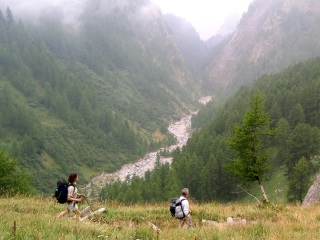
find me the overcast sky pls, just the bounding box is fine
[1,0,253,40]
[150,0,254,40]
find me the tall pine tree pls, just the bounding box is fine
[227,93,277,203]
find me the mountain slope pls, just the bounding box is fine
[102,57,320,203]
[0,0,199,192]
[163,14,207,76]
[204,0,320,97]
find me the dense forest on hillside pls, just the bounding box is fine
[0,7,149,191]
[100,57,320,203]
[0,3,198,193]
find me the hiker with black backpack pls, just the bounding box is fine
[57,173,85,220]
[173,188,192,229]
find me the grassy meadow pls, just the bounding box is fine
[1,196,320,239]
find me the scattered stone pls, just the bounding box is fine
[225,217,246,226]
[201,219,219,226]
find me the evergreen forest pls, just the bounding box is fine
[0,3,197,193]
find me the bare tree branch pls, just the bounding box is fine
[237,185,262,205]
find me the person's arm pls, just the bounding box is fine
[184,214,189,223]
[67,195,82,202]
[182,200,190,222]
[67,186,82,202]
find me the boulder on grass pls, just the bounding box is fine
[302,174,320,207]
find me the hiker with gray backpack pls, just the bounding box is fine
[170,188,192,228]
[56,173,85,220]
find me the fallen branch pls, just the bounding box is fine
[237,185,262,205]
[80,207,106,221]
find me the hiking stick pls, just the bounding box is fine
[83,196,92,209]
[79,196,93,218]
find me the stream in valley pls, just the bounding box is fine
[85,96,212,196]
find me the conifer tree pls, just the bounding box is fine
[163,168,181,200]
[287,157,311,203]
[275,118,290,166]
[227,93,277,203]
[286,123,320,174]
[0,150,33,195]
[5,7,14,26]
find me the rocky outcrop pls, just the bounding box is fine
[301,174,320,207]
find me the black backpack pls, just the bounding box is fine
[170,197,185,218]
[55,179,69,204]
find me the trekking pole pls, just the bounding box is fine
[83,195,92,210]
[79,196,93,218]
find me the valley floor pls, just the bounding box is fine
[85,114,193,196]
[1,196,320,239]
[85,96,213,197]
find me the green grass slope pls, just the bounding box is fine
[1,196,320,239]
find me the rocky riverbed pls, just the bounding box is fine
[85,96,212,196]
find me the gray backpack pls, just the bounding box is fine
[173,198,186,219]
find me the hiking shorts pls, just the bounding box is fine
[67,203,78,212]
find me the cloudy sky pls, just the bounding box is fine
[150,0,254,40]
[0,0,253,40]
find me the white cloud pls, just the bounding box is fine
[0,0,253,39]
[0,0,85,29]
[150,0,253,39]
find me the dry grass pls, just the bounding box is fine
[1,196,320,239]
[152,128,166,143]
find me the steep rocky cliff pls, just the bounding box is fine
[204,0,320,97]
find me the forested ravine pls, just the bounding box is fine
[85,97,212,196]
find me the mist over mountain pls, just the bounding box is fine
[163,14,207,76]
[216,12,241,36]
[0,0,85,29]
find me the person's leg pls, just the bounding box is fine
[178,219,184,228]
[69,204,80,220]
[75,209,81,220]
[187,215,193,228]
[57,208,70,218]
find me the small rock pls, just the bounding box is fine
[202,219,219,226]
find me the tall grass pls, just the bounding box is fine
[1,196,320,239]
